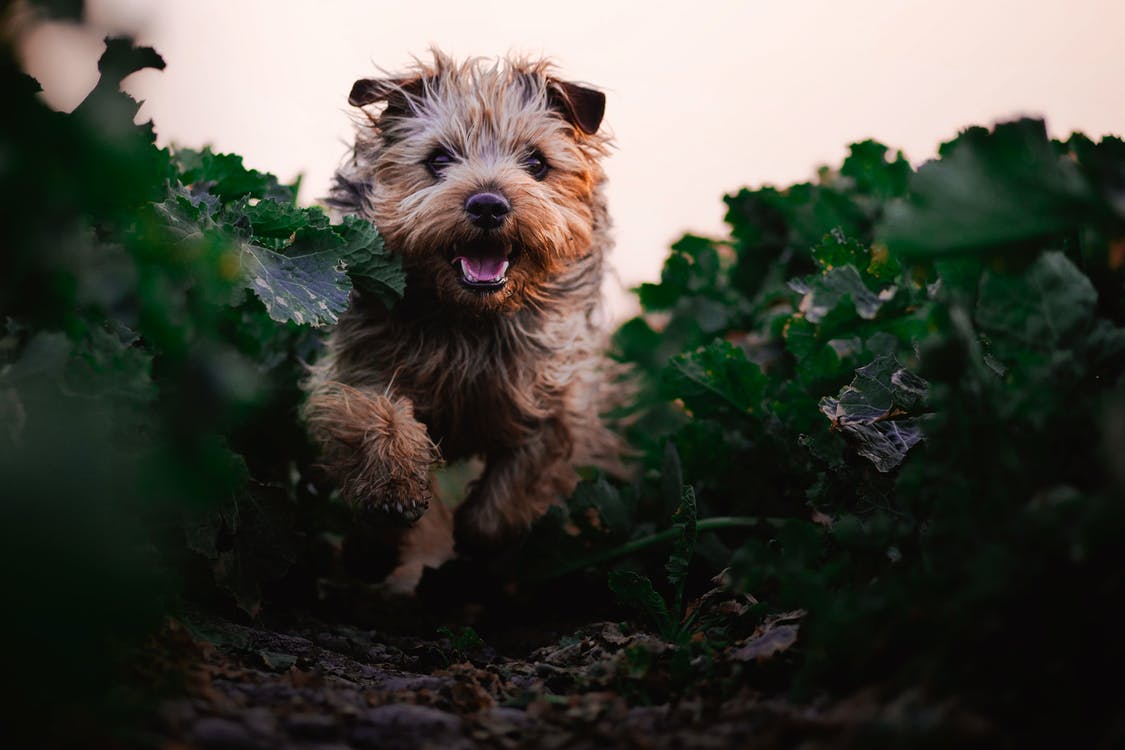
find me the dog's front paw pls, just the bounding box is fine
[304,382,440,526]
[360,473,431,525]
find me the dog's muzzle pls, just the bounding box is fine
[455,192,513,292]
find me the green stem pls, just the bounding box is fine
[536,516,782,581]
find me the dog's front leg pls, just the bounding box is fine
[454,418,579,554]
[303,381,439,522]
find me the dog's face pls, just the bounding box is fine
[347,53,608,313]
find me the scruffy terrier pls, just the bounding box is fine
[303,51,626,576]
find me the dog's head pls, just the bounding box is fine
[342,51,609,313]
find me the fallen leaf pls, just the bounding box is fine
[732,624,800,662]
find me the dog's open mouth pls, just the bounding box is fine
[452,248,511,293]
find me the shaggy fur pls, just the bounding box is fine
[303,51,626,563]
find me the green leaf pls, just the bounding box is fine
[613,317,664,369]
[662,339,767,416]
[153,182,220,242]
[638,234,725,311]
[976,251,1098,349]
[223,204,402,324]
[881,119,1096,257]
[725,184,866,268]
[665,485,698,619]
[94,36,165,84]
[437,626,486,654]
[335,215,405,306]
[174,148,296,203]
[791,264,887,323]
[782,306,857,384]
[67,323,156,406]
[72,38,167,148]
[840,140,911,200]
[242,200,327,239]
[240,242,350,327]
[812,229,870,272]
[608,570,674,639]
[570,477,630,537]
[660,441,685,521]
[813,228,903,283]
[1065,133,1125,223]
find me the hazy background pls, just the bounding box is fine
[18,0,1125,318]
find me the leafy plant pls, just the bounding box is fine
[531,118,1125,742]
[1,32,403,720]
[608,484,699,642]
[437,625,486,653]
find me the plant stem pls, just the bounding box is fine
[538,516,781,581]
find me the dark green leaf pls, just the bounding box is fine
[94,36,165,82]
[174,148,296,203]
[608,570,673,639]
[153,182,220,242]
[240,242,350,326]
[881,119,1096,257]
[662,339,767,416]
[570,477,630,536]
[976,251,1097,349]
[660,441,684,521]
[665,485,698,618]
[243,200,326,239]
[73,38,166,147]
[335,215,405,305]
[840,140,911,200]
[812,229,870,272]
[791,264,887,323]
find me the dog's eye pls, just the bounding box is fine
[522,151,549,180]
[425,149,455,177]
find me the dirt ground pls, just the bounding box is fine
[123,600,995,750]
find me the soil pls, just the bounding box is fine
[118,586,995,750]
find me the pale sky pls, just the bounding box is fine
[18,0,1125,318]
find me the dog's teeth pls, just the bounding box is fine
[456,257,478,282]
[453,255,508,284]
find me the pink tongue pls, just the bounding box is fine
[454,254,509,283]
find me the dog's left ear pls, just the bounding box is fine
[548,80,606,135]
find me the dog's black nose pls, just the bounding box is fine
[464,192,511,229]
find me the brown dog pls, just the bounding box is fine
[302,51,626,571]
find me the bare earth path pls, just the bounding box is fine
[133,609,990,750]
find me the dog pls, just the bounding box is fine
[302,51,627,576]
